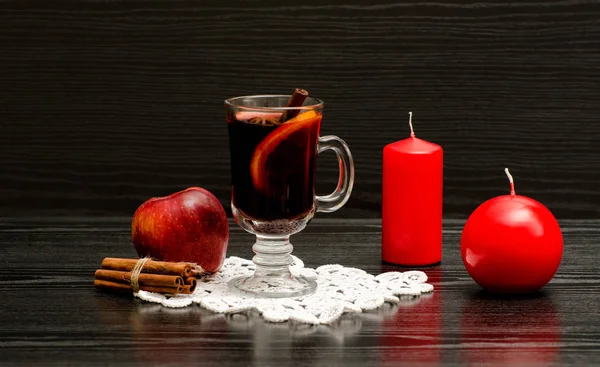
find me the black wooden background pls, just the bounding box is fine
[1,0,599,219]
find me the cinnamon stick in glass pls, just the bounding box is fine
[101,257,194,277]
[279,88,308,122]
[94,269,184,288]
[94,279,183,295]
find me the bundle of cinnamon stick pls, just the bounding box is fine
[94,257,200,295]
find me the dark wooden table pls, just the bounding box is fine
[1,217,598,366]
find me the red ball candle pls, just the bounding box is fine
[461,168,563,293]
[382,112,443,266]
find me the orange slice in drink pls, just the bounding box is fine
[235,111,281,122]
[250,110,321,193]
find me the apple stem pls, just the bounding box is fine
[504,167,516,196]
[408,111,415,138]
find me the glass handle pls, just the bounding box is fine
[316,135,355,213]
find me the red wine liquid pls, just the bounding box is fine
[227,111,321,221]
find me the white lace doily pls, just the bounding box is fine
[134,256,434,325]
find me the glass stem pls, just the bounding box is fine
[252,236,293,277]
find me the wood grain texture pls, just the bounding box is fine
[0,217,599,366]
[1,1,600,218]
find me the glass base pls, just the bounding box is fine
[226,234,317,298]
[228,274,317,298]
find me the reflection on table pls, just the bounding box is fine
[460,291,560,366]
[379,266,443,367]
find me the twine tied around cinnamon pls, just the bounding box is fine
[130,256,151,293]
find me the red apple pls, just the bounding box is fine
[131,187,229,273]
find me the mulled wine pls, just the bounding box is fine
[224,92,354,298]
[227,110,322,222]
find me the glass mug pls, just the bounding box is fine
[225,94,354,298]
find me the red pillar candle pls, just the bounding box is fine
[382,112,443,266]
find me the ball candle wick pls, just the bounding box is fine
[408,111,415,138]
[504,167,516,196]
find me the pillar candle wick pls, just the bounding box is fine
[504,167,516,196]
[408,111,416,138]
